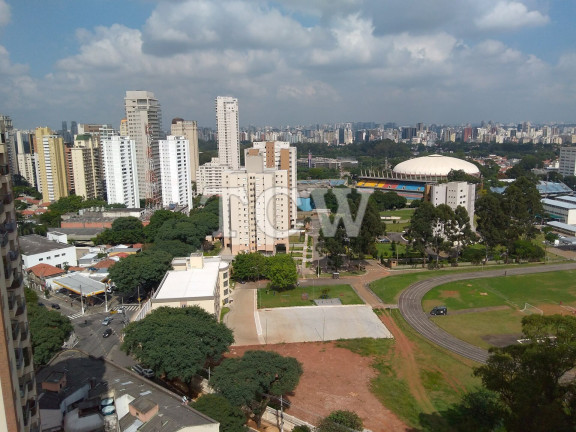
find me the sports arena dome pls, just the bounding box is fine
[393,154,480,178]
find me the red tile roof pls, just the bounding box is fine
[93,259,116,269]
[27,263,65,278]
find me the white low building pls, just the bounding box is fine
[542,196,576,224]
[149,253,230,320]
[20,234,77,270]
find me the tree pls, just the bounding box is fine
[474,314,576,432]
[443,388,505,432]
[450,205,475,263]
[144,209,187,242]
[108,250,172,294]
[25,288,73,365]
[406,201,437,265]
[266,254,298,290]
[232,253,267,282]
[475,193,508,259]
[316,410,364,432]
[502,176,543,242]
[94,216,146,245]
[210,350,303,427]
[319,220,347,271]
[370,190,407,211]
[122,306,234,392]
[149,239,195,258]
[192,394,247,432]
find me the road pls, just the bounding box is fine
[398,262,576,364]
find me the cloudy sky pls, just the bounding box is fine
[0,0,575,130]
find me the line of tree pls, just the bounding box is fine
[25,288,73,365]
[232,253,298,291]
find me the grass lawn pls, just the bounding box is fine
[380,208,415,218]
[431,309,523,349]
[385,222,410,233]
[337,310,480,429]
[257,284,363,308]
[422,270,576,311]
[375,242,407,258]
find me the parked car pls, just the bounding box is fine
[430,306,448,316]
[102,329,112,338]
[51,303,61,310]
[102,317,113,326]
[132,364,154,378]
[37,302,45,307]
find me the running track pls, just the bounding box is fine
[398,263,576,364]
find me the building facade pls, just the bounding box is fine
[70,134,102,199]
[248,141,298,228]
[221,153,291,255]
[216,96,240,170]
[427,181,476,228]
[159,136,193,211]
[0,119,40,431]
[14,131,36,188]
[559,147,576,177]
[35,127,68,203]
[171,118,200,183]
[124,91,163,199]
[197,157,225,196]
[102,136,140,208]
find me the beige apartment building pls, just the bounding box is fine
[35,127,68,203]
[0,120,39,431]
[171,118,200,183]
[69,134,102,199]
[222,153,291,255]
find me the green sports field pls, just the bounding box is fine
[422,270,576,348]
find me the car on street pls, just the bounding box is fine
[102,317,113,326]
[430,306,448,316]
[38,302,45,307]
[51,303,60,309]
[132,364,154,378]
[103,328,112,338]
[116,307,125,313]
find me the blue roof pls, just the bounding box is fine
[542,198,576,210]
[556,195,576,204]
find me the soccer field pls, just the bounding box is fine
[422,270,576,348]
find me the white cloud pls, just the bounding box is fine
[0,0,10,27]
[475,1,549,31]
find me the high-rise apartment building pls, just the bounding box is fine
[124,91,163,199]
[221,153,291,255]
[428,181,476,228]
[159,136,193,211]
[559,147,576,177]
[70,134,102,199]
[102,136,140,207]
[14,131,37,188]
[35,127,68,203]
[0,119,39,431]
[0,115,17,178]
[215,96,240,170]
[197,158,225,196]
[171,118,199,183]
[248,141,297,228]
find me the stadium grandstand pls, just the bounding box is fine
[356,154,480,200]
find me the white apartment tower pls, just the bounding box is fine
[216,96,240,170]
[124,91,163,199]
[428,181,476,228]
[159,136,193,211]
[559,147,576,177]
[171,118,200,183]
[221,153,291,255]
[14,131,37,188]
[248,141,298,228]
[102,136,140,207]
[196,158,225,196]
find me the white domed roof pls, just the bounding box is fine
[393,155,479,177]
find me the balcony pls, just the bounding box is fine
[8,248,19,261]
[4,260,12,279]
[20,322,28,341]
[0,164,9,176]
[5,220,15,233]
[14,348,23,370]
[11,320,19,340]
[15,301,25,317]
[12,272,23,289]
[2,193,12,205]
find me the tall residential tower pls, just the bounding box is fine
[215,96,240,170]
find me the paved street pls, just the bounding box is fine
[398,262,576,364]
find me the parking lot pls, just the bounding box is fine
[255,305,393,344]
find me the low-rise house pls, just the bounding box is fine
[26,263,66,292]
[148,253,231,321]
[20,234,77,270]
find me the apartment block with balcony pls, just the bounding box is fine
[0,116,39,431]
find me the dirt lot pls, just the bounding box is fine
[229,342,409,432]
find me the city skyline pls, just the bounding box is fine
[1,1,576,129]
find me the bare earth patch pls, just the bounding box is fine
[228,342,409,432]
[537,303,576,316]
[440,290,460,299]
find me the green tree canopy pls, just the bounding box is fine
[316,410,364,432]
[232,253,267,281]
[474,314,576,432]
[25,288,73,365]
[370,190,407,211]
[210,350,303,427]
[122,306,234,387]
[144,209,187,242]
[108,250,173,294]
[265,254,298,290]
[149,239,196,258]
[93,216,146,245]
[192,394,247,432]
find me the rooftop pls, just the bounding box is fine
[542,198,576,210]
[27,263,66,278]
[20,234,74,256]
[155,259,222,300]
[52,273,106,297]
[36,350,219,432]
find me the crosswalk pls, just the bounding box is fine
[67,304,141,320]
[114,305,140,312]
[68,312,84,320]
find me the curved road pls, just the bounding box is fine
[398,262,576,364]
